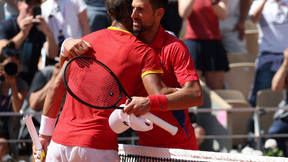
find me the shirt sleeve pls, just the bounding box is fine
[140,47,163,78]
[169,41,199,85]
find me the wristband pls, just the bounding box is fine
[212,0,220,5]
[148,95,168,111]
[39,115,57,136]
[60,38,72,57]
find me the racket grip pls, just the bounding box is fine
[143,112,178,136]
[23,114,45,162]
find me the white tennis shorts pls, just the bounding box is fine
[46,140,120,162]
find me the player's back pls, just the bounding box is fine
[53,28,162,150]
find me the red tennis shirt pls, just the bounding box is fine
[52,27,163,150]
[137,26,200,150]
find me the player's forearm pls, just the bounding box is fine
[166,81,203,110]
[42,70,66,118]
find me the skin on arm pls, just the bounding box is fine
[272,48,288,92]
[211,0,228,20]
[78,9,91,36]
[123,73,203,116]
[36,61,67,156]
[29,63,61,111]
[5,74,28,112]
[250,0,267,23]
[33,15,59,59]
[234,0,252,40]
[178,0,195,19]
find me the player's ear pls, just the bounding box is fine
[155,8,165,19]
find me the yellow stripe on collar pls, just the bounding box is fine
[108,26,132,35]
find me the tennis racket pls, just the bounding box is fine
[62,56,178,135]
[23,114,45,162]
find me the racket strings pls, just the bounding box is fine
[65,58,122,107]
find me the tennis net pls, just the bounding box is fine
[118,144,288,162]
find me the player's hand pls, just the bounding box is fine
[64,39,92,58]
[33,134,51,162]
[123,97,150,117]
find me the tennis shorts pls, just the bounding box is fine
[46,140,120,162]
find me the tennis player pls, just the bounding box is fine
[123,0,202,150]
[59,0,203,151]
[34,0,176,161]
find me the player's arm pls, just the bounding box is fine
[60,38,91,60]
[36,61,68,157]
[124,74,203,116]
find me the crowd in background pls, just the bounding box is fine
[0,0,288,161]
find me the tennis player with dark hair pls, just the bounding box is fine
[34,0,173,161]
[60,0,203,151]
[123,0,202,150]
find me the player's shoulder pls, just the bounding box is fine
[163,31,187,49]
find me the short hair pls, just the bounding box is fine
[20,0,42,5]
[105,0,133,22]
[149,0,168,11]
[0,42,20,63]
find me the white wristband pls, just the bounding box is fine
[60,38,72,57]
[39,115,57,136]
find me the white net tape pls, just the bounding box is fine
[118,144,288,162]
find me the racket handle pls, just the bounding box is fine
[143,112,178,136]
[23,114,45,162]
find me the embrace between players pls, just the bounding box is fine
[34,0,203,161]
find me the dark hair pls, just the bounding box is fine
[150,0,168,11]
[105,0,133,22]
[0,42,20,63]
[20,0,42,5]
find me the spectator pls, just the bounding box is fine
[85,0,110,32]
[0,0,59,85]
[268,48,288,157]
[161,0,182,37]
[41,0,90,47]
[0,42,29,161]
[178,0,229,90]
[248,0,288,107]
[40,0,90,67]
[220,0,251,54]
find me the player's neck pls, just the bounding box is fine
[112,22,133,33]
[138,25,160,45]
